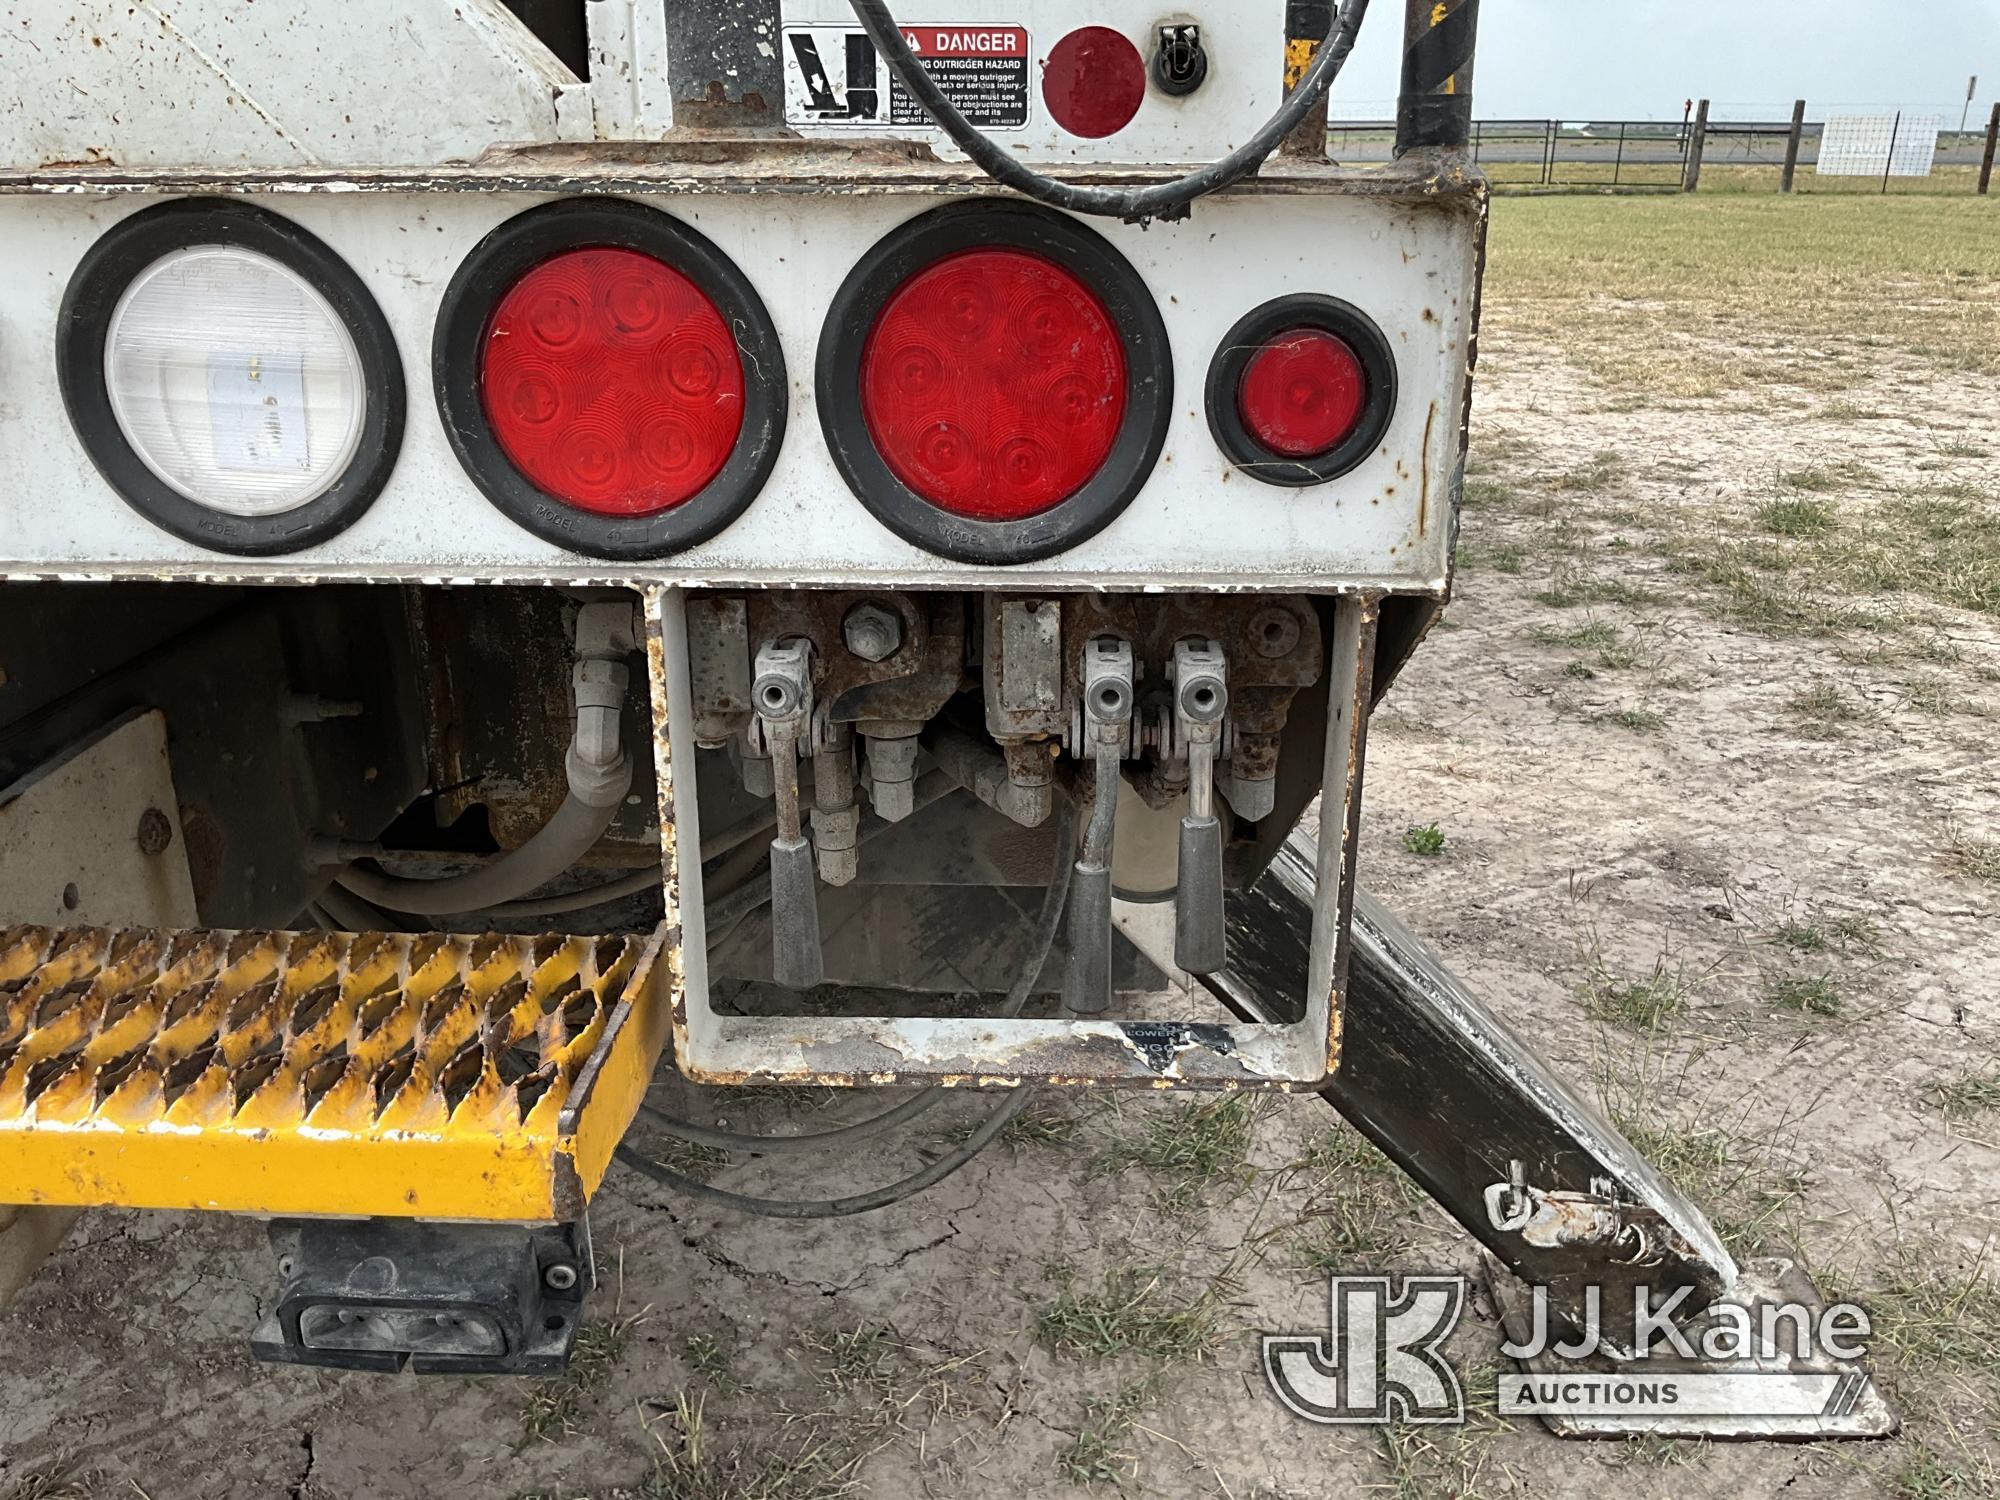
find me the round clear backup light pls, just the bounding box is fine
[58,198,404,556]
[105,245,366,517]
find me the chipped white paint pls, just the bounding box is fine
[0,0,580,169]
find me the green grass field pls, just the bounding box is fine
[1482,193,2000,398]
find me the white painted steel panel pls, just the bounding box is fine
[0,0,581,169]
[779,0,1289,163]
[3,0,1308,170]
[0,188,1474,589]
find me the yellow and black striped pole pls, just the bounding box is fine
[1279,1,1336,158]
[1396,0,1479,154]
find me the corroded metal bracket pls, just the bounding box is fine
[650,586,1376,1089]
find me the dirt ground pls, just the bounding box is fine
[4,194,1998,1500]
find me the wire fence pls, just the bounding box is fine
[1326,104,2000,195]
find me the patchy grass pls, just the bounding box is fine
[1599,706,1667,732]
[1037,1264,1231,1364]
[1759,497,1838,537]
[1786,680,1870,736]
[681,1333,741,1399]
[639,1390,860,1500]
[1903,677,1983,716]
[1374,1363,1514,1499]
[1289,1183,1415,1274]
[649,1135,733,1185]
[1609,1096,1808,1257]
[1459,474,1522,509]
[1534,567,1656,609]
[1774,920,1830,953]
[940,1093,1086,1151]
[1056,1374,1162,1487]
[1277,1127,1425,1276]
[1588,971,1691,1031]
[1532,618,1641,670]
[1927,1071,2000,1123]
[1092,1095,1258,1215]
[1459,539,1528,573]
[1948,829,2000,884]
[1768,974,1843,1018]
[0,1459,96,1500]
[1777,461,1875,494]
[1840,1251,2000,1382]
[523,1305,647,1446]
[1550,450,1626,493]
[1402,822,1446,857]
[1887,1443,1998,1500]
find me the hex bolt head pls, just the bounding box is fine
[543,1263,579,1292]
[843,602,904,663]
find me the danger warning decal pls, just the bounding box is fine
[783,24,1031,130]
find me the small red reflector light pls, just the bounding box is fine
[481,247,744,516]
[859,248,1127,521]
[1042,26,1146,139]
[1236,330,1367,459]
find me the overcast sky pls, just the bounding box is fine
[1329,0,2000,124]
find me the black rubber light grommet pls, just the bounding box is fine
[815,199,1173,566]
[57,197,405,556]
[432,197,786,562]
[1205,294,1397,488]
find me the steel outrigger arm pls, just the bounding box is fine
[1122,833,1897,1440]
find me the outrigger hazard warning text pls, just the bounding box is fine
[783,24,1031,130]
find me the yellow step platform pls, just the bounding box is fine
[0,924,673,1221]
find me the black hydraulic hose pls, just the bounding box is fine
[618,1086,1036,1219]
[639,1086,943,1156]
[847,0,1371,222]
[615,799,1079,1209]
[480,867,661,919]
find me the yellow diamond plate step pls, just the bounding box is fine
[0,923,674,1221]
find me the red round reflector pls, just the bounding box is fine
[1236,330,1367,459]
[1042,27,1146,139]
[859,248,1127,521]
[481,247,744,516]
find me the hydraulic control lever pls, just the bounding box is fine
[1171,640,1229,975]
[752,639,822,990]
[1063,637,1134,1016]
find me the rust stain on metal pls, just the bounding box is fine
[0,154,1491,203]
[1417,403,1436,539]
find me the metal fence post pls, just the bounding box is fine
[1613,119,1626,184]
[1881,109,1900,195]
[1543,118,1555,184]
[1682,98,1708,191]
[1981,101,1999,194]
[1781,98,1805,192]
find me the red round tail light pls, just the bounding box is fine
[1237,330,1366,459]
[859,248,1126,521]
[1042,26,1147,139]
[819,202,1172,565]
[1206,296,1396,488]
[481,247,744,517]
[435,199,785,560]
